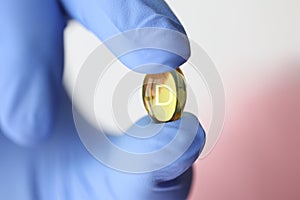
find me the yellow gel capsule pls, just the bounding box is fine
[142,68,187,123]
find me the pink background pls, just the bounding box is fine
[188,64,300,200]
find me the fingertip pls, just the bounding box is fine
[180,112,206,149]
[153,113,205,182]
[119,50,188,74]
[105,27,191,74]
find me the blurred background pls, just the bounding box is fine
[63,0,300,199]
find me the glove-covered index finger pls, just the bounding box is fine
[60,0,191,73]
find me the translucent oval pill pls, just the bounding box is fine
[142,68,187,123]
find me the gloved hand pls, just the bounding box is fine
[0,0,205,199]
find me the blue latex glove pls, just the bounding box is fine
[0,0,205,199]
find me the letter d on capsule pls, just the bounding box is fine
[142,68,187,123]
